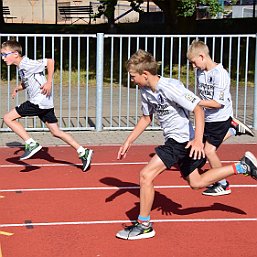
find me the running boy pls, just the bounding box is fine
[1,40,93,171]
[187,40,254,196]
[116,49,257,240]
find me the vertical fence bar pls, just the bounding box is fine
[96,33,104,131]
[253,34,257,129]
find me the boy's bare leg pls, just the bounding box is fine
[3,108,30,141]
[46,122,93,171]
[204,142,222,168]
[187,165,235,189]
[46,122,80,150]
[139,154,166,217]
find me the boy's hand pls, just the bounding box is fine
[117,142,131,160]
[185,139,205,160]
[11,88,17,99]
[40,82,52,96]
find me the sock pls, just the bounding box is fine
[77,146,85,157]
[218,179,227,186]
[233,163,247,174]
[138,215,150,226]
[25,138,36,145]
[229,127,236,136]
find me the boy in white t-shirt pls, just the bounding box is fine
[115,49,257,240]
[1,40,93,171]
[187,40,254,196]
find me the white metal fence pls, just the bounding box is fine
[1,33,257,132]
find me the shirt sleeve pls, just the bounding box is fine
[165,81,200,112]
[140,89,155,116]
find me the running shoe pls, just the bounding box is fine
[231,117,255,137]
[116,222,155,240]
[202,182,231,196]
[20,142,42,160]
[80,148,93,171]
[239,151,257,179]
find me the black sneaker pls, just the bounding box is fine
[239,151,257,179]
[20,142,42,160]
[231,117,255,137]
[202,182,231,196]
[116,222,155,240]
[80,148,93,171]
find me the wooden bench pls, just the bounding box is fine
[2,6,17,23]
[58,5,93,24]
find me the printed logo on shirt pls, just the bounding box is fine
[184,93,197,103]
[157,94,164,104]
[198,83,214,100]
[219,91,224,101]
[207,76,214,84]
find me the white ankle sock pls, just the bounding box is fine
[77,146,85,156]
[25,138,36,145]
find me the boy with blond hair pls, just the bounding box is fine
[187,40,254,196]
[1,40,93,171]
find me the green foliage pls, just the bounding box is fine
[178,0,223,17]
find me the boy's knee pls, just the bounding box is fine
[188,181,203,190]
[140,170,154,185]
[3,113,11,124]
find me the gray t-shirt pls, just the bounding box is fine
[196,63,233,122]
[18,56,54,109]
[140,77,201,143]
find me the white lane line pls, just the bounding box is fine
[0,162,148,168]
[0,184,256,193]
[0,218,256,228]
[0,160,238,168]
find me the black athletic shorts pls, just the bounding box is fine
[15,101,58,123]
[155,138,206,178]
[203,117,232,148]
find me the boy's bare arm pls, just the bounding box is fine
[40,59,55,96]
[117,115,152,160]
[199,99,222,109]
[12,84,24,98]
[186,104,205,160]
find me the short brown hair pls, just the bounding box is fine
[126,49,158,75]
[1,40,22,55]
[187,40,210,60]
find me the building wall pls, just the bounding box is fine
[3,0,161,24]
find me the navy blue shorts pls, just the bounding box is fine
[204,117,232,148]
[155,138,206,178]
[15,101,58,123]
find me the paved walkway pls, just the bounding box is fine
[0,130,256,147]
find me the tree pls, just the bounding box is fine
[94,0,144,26]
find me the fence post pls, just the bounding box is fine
[96,33,104,131]
[254,34,257,129]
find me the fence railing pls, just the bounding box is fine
[0,33,257,132]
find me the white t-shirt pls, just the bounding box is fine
[196,63,233,122]
[18,56,54,109]
[140,77,201,143]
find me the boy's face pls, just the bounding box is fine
[129,71,148,87]
[188,53,206,70]
[1,47,18,65]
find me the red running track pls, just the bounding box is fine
[0,144,256,257]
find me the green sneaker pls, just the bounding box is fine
[80,148,93,171]
[116,222,155,240]
[20,142,42,160]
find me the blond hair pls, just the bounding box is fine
[1,40,22,55]
[187,40,210,60]
[126,49,158,75]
